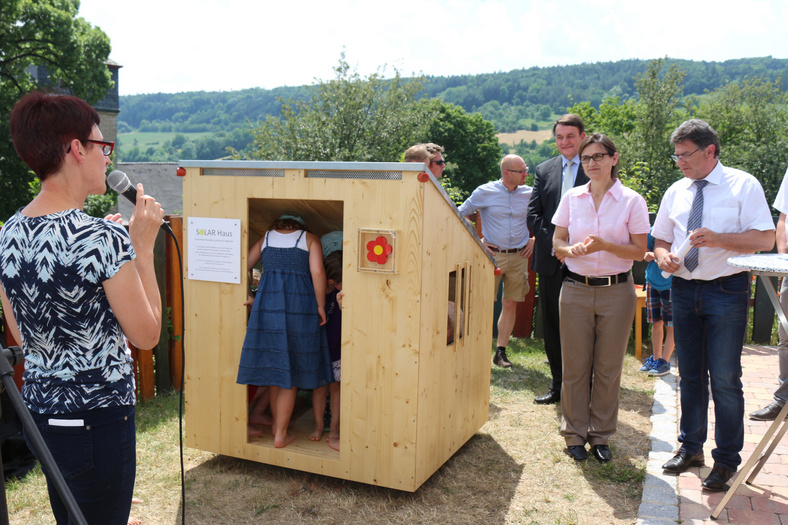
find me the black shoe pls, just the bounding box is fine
[567,445,587,461]
[662,451,705,473]
[702,465,735,491]
[493,347,512,368]
[534,389,560,405]
[592,444,612,463]
[749,401,786,421]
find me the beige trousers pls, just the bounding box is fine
[558,277,636,447]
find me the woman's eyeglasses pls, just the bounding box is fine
[580,153,610,164]
[86,139,114,156]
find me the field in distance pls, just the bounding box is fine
[497,129,553,147]
[118,131,213,148]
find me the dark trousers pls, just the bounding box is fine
[539,270,563,391]
[672,274,749,470]
[24,404,136,525]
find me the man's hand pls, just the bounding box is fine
[481,239,497,257]
[521,237,535,259]
[657,252,680,274]
[688,227,718,249]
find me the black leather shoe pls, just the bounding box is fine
[567,445,587,461]
[703,465,735,491]
[749,401,786,421]
[534,389,560,405]
[662,451,705,473]
[592,444,612,463]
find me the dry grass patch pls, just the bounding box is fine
[497,129,554,147]
[6,337,655,524]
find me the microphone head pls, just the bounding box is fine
[107,170,131,193]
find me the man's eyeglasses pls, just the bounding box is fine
[87,139,114,156]
[431,160,445,166]
[580,153,610,164]
[670,148,699,163]
[506,169,527,174]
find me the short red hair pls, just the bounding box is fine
[10,91,100,181]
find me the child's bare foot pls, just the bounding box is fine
[274,431,296,448]
[327,436,340,451]
[308,425,324,441]
[249,413,273,426]
[248,425,265,437]
[128,496,144,524]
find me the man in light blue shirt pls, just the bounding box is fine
[459,154,534,367]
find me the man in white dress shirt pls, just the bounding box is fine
[653,119,775,491]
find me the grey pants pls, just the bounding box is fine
[775,277,788,404]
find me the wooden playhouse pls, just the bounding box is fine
[179,160,496,491]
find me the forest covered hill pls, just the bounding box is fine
[116,56,788,162]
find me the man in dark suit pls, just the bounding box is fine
[527,114,588,404]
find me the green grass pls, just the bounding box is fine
[7,339,652,524]
[118,131,213,149]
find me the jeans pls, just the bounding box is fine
[672,273,749,470]
[24,404,136,525]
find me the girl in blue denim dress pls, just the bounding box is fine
[237,215,332,448]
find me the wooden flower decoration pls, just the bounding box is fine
[366,236,393,265]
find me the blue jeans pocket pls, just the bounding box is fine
[39,419,94,479]
[720,274,749,294]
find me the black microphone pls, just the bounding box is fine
[107,170,173,234]
[107,170,138,205]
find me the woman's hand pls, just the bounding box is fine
[582,235,609,254]
[128,184,165,255]
[568,241,589,257]
[104,213,123,225]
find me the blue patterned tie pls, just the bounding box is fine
[684,179,709,272]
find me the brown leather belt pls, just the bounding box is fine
[490,246,523,254]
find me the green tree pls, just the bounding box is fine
[0,0,112,220]
[423,100,502,201]
[692,76,788,206]
[569,59,685,208]
[628,59,686,205]
[239,53,434,162]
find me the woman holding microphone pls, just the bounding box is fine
[0,91,164,524]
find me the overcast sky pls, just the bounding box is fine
[78,0,788,96]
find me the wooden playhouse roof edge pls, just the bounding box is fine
[178,160,429,171]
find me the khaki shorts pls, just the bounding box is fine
[493,250,530,302]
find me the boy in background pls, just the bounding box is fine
[640,231,674,376]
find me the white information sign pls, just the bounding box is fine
[187,217,241,284]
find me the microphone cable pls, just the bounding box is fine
[160,223,187,525]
